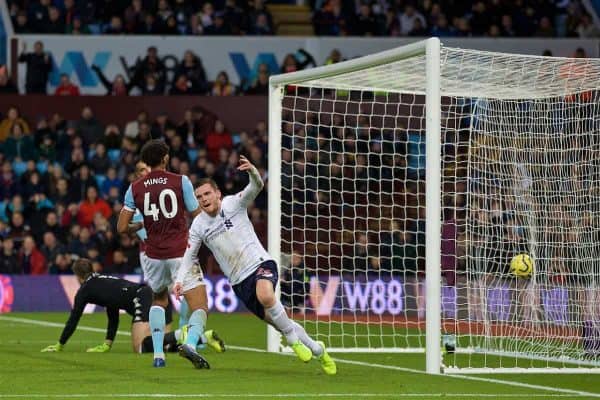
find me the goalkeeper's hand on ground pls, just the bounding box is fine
[41,343,63,352]
[86,342,111,353]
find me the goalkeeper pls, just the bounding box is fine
[41,258,224,354]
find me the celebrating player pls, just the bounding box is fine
[174,156,337,375]
[117,139,210,369]
[128,159,192,331]
[40,258,224,354]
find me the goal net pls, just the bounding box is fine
[268,38,600,373]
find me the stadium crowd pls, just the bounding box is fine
[7,0,599,38]
[0,104,269,275]
[2,42,319,95]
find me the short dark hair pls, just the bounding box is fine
[72,258,93,280]
[140,139,169,168]
[197,178,219,191]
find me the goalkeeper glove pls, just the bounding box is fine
[86,342,111,353]
[41,343,63,352]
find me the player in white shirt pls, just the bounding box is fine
[174,156,336,375]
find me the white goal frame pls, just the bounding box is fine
[267,37,600,374]
[267,38,442,374]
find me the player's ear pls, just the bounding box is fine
[163,153,169,167]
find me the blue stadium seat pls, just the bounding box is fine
[95,174,107,188]
[187,149,198,163]
[108,149,121,163]
[12,161,27,177]
[36,161,48,174]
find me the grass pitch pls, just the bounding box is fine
[0,312,598,399]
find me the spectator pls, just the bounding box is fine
[18,41,52,94]
[245,63,269,95]
[90,143,111,174]
[104,15,124,34]
[535,16,555,37]
[0,162,19,202]
[18,236,47,274]
[205,120,233,163]
[174,50,208,94]
[313,0,352,36]
[248,13,272,35]
[92,65,133,96]
[29,0,51,31]
[136,13,158,34]
[51,177,73,205]
[0,66,19,94]
[409,17,428,36]
[102,124,122,150]
[62,0,79,30]
[0,106,30,142]
[77,186,111,227]
[49,252,73,274]
[54,73,81,96]
[109,248,133,274]
[325,49,343,65]
[123,0,144,33]
[66,16,91,34]
[177,109,202,147]
[76,106,104,148]
[170,75,195,95]
[576,13,600,38]
[398,4,426,36]
[151,112,175,139]
[7,210,30,246]
[0,237,19,274]
[45,6,65,34]
[69,164,97,203]
[468,1,491,36]
[14,11,32,34]
[67,226,95,258]
[431,14,454,37]
[40,231,65,271]
[355,3,377,36]
[211,71,236,96]
[124,110,148,139]
[100,167,122,198]
[2,123,37,161]
[131,46,166,94]
[38,211,66,244]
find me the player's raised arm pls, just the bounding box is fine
[236,155,264,208]
[181,175,202,218]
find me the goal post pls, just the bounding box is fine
[267,37,600,374]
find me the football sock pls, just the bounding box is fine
[292,321,323,356]
[185,309,207,347]
[178,298,190,328]
[265,301,299,345]
[149,306,165,359]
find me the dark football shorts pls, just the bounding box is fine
[233,260,279,320]
[132,286,173,325]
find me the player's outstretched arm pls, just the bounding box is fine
[237,155,264,208]
[42,293,87,352]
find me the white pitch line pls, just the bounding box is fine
[1,315,599,399]
[0,394,589,398]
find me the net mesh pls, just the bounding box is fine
[275,46,600,368]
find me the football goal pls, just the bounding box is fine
[267,38,600,374]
